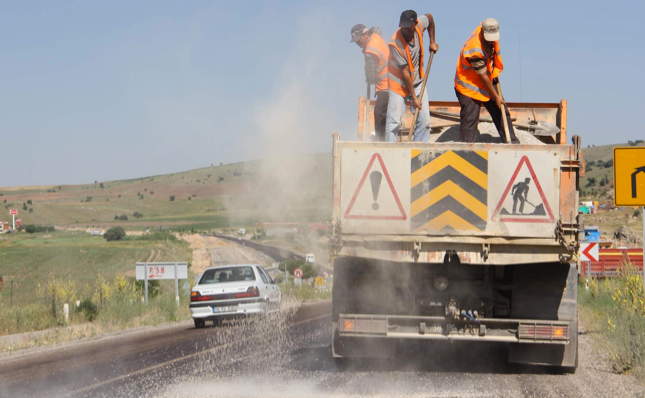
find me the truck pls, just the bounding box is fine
[330,98,582,372]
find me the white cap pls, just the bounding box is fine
[482,18,500,41]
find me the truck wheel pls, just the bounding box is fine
[194,318,206,329]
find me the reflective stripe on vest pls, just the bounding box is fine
[364,34,390,93]
[454,25,503,101]
[387,21,424,97]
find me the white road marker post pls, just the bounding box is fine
[144,262,149,304]
[642,207,644,294]
[63,303,69,324]
[175,262,179,307]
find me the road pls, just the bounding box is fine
[1,302,643,398]
[213,235,333,273]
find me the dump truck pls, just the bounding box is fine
[330,98,582,372]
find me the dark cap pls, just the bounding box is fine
[350,24,368,43]
[399,10,417,28]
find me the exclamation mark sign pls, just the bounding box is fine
[370,171,382,211]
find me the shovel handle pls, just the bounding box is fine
[408,51,435,142]
[495,81,512,143]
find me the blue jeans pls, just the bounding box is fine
[385,85,431,142]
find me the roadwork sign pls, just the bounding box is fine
[614,147,645,206]
[9,209,17,216]
[491,155,555,223]
[294,268,303,279]
[344,153,406,221]
[580,242,599,262]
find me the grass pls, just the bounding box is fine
[0,231,192,307]
[579,263,645,380]
[280,282,332,302]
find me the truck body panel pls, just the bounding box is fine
[330,99,582,370]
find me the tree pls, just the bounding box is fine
[218,177,224,183]
[169,195,175,202]
[100,183,104,188]
[586,177,597,187]
[604,159,613,168]
[22,203,27,210]
[596,160,604,168]
[133,212,144,218]
[104,226,126,241]
[27,199,32,205]
[587,160,596,167]
[28,208,33,213]
[187,197,191,201]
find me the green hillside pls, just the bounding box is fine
[0,154,332,232]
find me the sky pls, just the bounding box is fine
[0,0,642,187]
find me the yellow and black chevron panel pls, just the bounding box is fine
[410,149,488,232]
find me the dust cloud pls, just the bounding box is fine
[222,12,337,228]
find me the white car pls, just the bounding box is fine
[190,264,281,328]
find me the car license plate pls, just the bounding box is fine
[429,323,442,334]
[213,306,237,313]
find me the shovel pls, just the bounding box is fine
[513,120,560,136]
[495,79,512,143]
[405,51,435,142]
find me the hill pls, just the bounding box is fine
[0,153,332,232]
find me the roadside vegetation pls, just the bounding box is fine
[0,230,192,342]
[579,262,645,380]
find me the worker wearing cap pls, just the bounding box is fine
[454,18,519,143]
[351,24,390,142]
[385,10,438,143]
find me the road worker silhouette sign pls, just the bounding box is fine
[491,155,555,223]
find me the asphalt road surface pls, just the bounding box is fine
[1,302,643,398]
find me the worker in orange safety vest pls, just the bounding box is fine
[351,24,390,141]
[454,18,519,143]
[385,10,438,142]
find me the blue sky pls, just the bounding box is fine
[0,1,642,186]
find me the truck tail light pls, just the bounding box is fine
[235,287,259,298]
[519,324,569,340]
[340,319,355,332]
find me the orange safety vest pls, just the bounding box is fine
[455,25,503,101]
[364,33,390,93]
[388,21,424,97]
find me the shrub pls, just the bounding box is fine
[118,194,121,198]
[22,203,27,210]
[25,225,37,233]
[104,226,126,241]
[139,195,144,200]
[28,208,33,213]
[77,299,99,321]
[192,194,196,197]
[133,211,144,219]
[100,182,104,188]
[27,199,32,205]
[150,191,154,195]
[188,197,191,201]
[218,177,224,183]
[169,195,175,201]
[39,279,76,322]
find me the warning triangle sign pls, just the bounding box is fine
[491,155,555,223]
[344,153,407,220]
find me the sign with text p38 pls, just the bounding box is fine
[136,262,188,280]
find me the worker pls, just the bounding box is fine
[385,10,438,143]
[454,18,519,144]
[512,178,531,214]
[350,24,390,141]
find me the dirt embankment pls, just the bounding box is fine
[179,234,230,274]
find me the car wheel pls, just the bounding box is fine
[194,319,206,329]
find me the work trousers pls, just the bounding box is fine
[374,90,388,142]
[455,88,519,144]
[385,85,430,143]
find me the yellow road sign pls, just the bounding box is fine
[614,147,645,206]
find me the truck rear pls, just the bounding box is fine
[330,99,582,371]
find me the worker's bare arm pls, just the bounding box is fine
[425,13,438,52]
[400,66,420,109]
[477,73,504,108]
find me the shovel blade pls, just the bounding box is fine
[515,121,560,136]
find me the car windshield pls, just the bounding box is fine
[199,266,256,284]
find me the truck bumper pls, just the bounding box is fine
[337,313,571,345]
